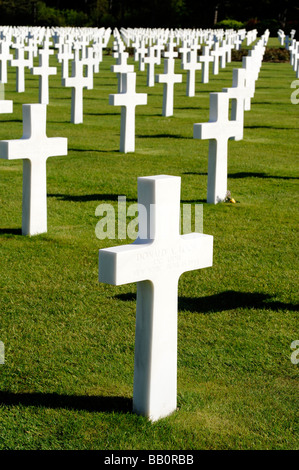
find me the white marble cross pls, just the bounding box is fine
[31,47,57,105]
[199,46,213,83]
[144,46,159,87]
[219,40,227,68]
[182,48,201,97]
[111,51,134,93]
[57,43,74,80]
[0,104,67,235]
[0,40,13,83]
[24,37,38,69]
[98,175,213,421]
[193,92,243,204]
[82,47,98,90]
[222,68,250,139]
[163,39,179,61]
[153,38,164,65]
[10,45,31,92]
[242,55,258,111]
[156,58,182,117]
[211,42,221,75]
[62,59,92,124]
[234,34,243,51]
[109,72,147,153]
[136,39,147,72]
[178,40,191,66]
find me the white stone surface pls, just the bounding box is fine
[62,59,92,124]
[99,175,213,421]
[10,45,31,93]
[194,92,243,204]
[31,47,57,105]
[156,58,182,117]
[0,104,67,235]
[182,48,201,97]
[0,83,13,114]
[109,72,147,153]
[199,46,213,83]
[144,46,159,87]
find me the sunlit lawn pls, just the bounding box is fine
[0,36,298,450]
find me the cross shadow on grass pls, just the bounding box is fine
[227,172,298,180]
[0,391,132,414]
[136,133,191,139]
[184,171,298,180]
[116,290,298,313]
[0,228,22,235]
[245,124,299,130]
[48,193,137,203]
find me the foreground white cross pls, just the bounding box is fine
[99,175,213,421]
[109,72,147,153]
[193,92,243,204]
[0,104,67,235]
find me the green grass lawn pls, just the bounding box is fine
[0,36,298,450]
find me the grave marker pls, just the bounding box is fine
[99,175,213,421]
[0,104,67,235]
[31,47,57,105]
[156,58,182,117]
[109,72,147,153]
[62,59,92,124]
[199,46,214,83]
[111,51,134,93]
[144,46,159,87]
[182,48,201,97]
[0,40,13,83]
[10,45,31,92]
[193,92,242,204]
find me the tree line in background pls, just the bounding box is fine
[0,0,298,35]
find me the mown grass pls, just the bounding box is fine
[0,36,298,450]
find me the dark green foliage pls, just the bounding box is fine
[0,0,298,32]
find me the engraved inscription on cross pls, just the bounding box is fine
[99,175,213,421]
[0,104,67,235]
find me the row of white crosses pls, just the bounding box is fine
[0,26,112,235]
[109,27,254,151]
[278,28,296,50]
[193,31,270,204]
[0,26,111,123]
[0,26,270,424]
